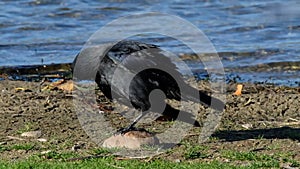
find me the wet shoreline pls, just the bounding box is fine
[0,58,299,87]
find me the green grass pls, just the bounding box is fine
[0,157,255,169]
[0,142,298,168]
[184,145,210,160]
[0,146,298,168]
[91,148,112,155]
[0,143,36,152]
[37,151,79,160]
[10,144,35,151]
[220,150,300,168]
[16,122,35,134]
[222,151,275,161]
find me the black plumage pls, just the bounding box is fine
[73,41,224,133]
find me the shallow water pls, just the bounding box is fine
[0,0,299,86]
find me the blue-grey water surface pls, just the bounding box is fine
[1,0,299,86]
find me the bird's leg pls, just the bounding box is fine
[115,110,147,135]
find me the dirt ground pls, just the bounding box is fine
[0,79,299,166]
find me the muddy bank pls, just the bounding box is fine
[0,79,299,165]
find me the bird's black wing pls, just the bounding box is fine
[114,45,224,111]
[111,45,185,99]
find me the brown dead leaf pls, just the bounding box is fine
[50,79,65,87]
[41,80,63,91]
[42,79,73,92]
[56,80,74,92]
[0,73,8,79]
[233,84,243,96]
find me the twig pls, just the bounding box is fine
[258,120,300,126]
[115,156,149,160]
[39,78,46,92]
[11,114,31,118]
[288,118,299,122]
[243,96,253,106]
[7,136,25,141]
[105,163,124,169]
[66,154,111,162]
[279,122,300,126]
[115,152,165,161]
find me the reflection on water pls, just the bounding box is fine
[0,0,299,86]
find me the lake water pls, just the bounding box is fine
[1,0,299,86]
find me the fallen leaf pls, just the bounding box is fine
[0,73,8,79]
[15,87,26,91]
[41,85,52,91]
[56,80,74,92]
[233,84,243,96]
[51,79,65,87]
[42,79,74,92]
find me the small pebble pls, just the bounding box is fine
[41,150,52,155]
[224,158,230,162]
[103,130,159,149]
[37,138,47,142]
[21,130,42,138]
[174,159,181,163]
[241,123,253,129]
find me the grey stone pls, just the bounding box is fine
[103,130,159,149]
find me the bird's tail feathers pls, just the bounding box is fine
[182,86,224,112]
